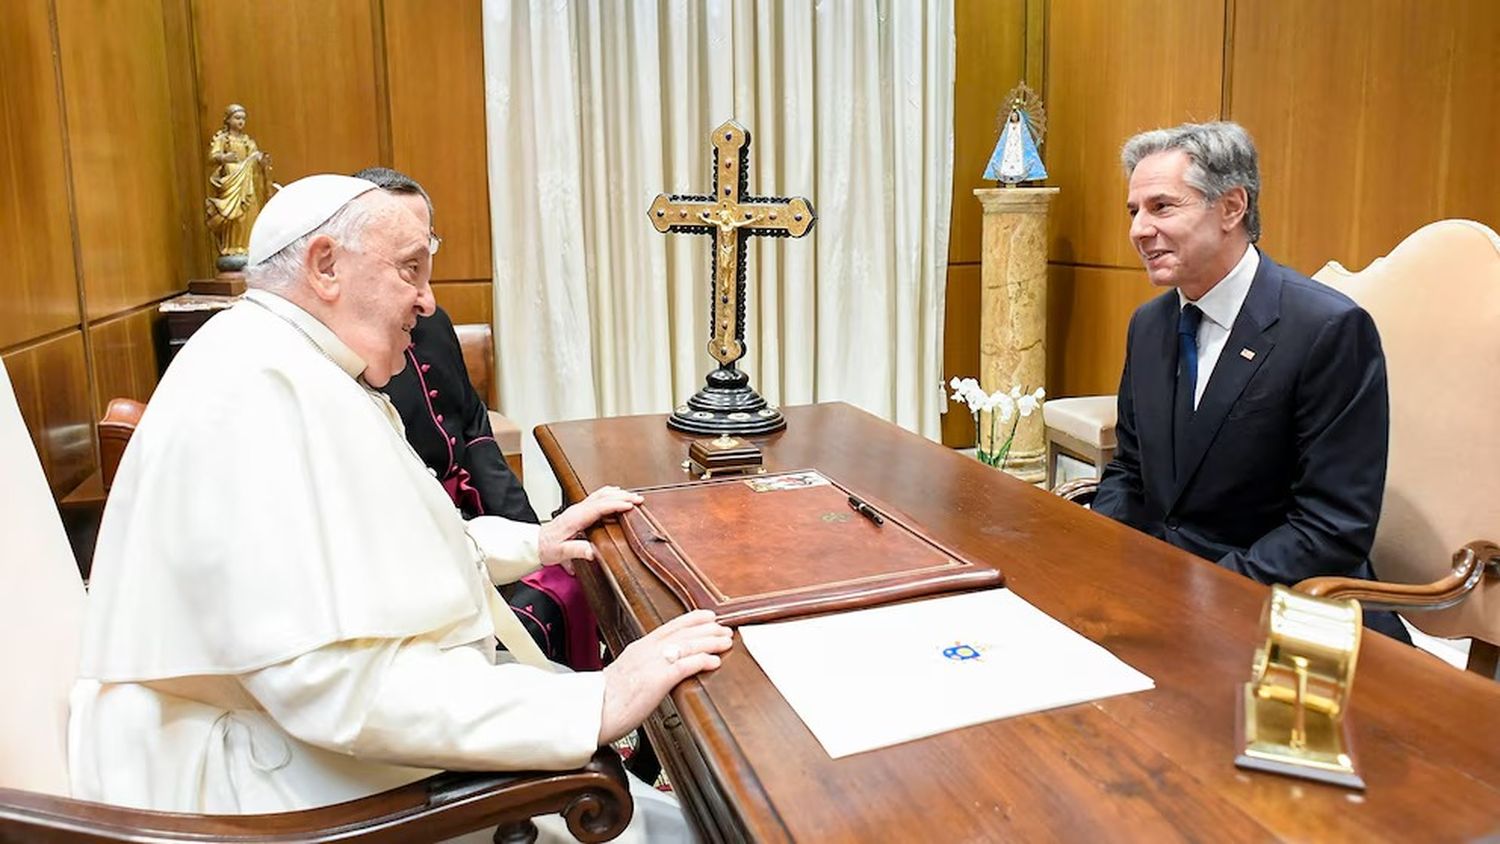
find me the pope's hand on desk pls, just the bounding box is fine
[598,609,733,744]
[539,485,644,571]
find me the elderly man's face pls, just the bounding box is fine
[1126,150,1241,298]
[337,195,436,386]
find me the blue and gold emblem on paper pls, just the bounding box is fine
[942,643,984,661]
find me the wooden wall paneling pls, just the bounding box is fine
[2,332,96,498]
[1045,0,1225,268]
[56,0,185,320]
[384,0,494,282]
[89,305,166,415]
[942,0,1027,447]
[939,263,981,447]
[1047,264,1159,398]
[1024,0,1046,94]
[191,0,382,183]
[1441,2,1500,236]
[1232,0,1500,274]
[0,0,81,348]
[948,0,1027,265]
[162,0,213,282]
[433,280,493,327]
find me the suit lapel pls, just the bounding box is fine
[1167,256,1283,512]
[1135,295,1180,495]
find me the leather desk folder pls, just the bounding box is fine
[619,470,1004,625]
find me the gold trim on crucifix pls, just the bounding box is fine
[648,120,815,367]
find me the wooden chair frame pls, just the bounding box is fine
[0,749,632,843]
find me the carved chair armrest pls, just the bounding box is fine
[1296,540,1500,614]
[98,398,146,491]
[0,748,631,843]
[1052,478,1099,507]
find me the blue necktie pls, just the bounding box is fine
[1173,304,1203,482]
[1178,304,1203,410]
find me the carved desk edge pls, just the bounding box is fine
[535,423,793,844]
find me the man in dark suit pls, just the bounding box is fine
[1091,122,1409,642]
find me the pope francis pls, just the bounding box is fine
[68,175,730,842]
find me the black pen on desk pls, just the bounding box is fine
[847,494,885,526]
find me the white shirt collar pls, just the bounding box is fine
[242,288,367,380]
[1178,244,1259,330]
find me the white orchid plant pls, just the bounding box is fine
[948,377,1046,470]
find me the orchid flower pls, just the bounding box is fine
[946,377,1047,471]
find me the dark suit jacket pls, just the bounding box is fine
[382,306,538,524]
[1092,252,1408,641]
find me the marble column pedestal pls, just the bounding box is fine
[974,186,1058,485]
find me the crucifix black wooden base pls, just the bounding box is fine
[649,119,814,438]
[669,365,785,435]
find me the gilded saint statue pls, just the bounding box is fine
[204,104,271,273]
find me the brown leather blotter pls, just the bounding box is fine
[619,470,1003,626]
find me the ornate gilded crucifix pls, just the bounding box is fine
[648,119,816,435]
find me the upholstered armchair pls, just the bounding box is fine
[1293,220,1500,676]
[1,362,630,841]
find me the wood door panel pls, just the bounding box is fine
[0,0,81,347]
[1047,263,1159,398]
[1045,0,1225,269]
[1232,0,1500,274]
[385,0,493,282]
[433,280,493,327]
[2,332,96,498]
[56,0,185,318]
[89,306,166,415]
[940,263,980,446]
[949,0,1027,265]
[192,0,382,182]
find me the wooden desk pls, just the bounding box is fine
[537,403,1500,842]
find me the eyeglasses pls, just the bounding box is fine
[428,233,442,256]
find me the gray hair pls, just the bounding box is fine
[245,195,382,291]
[1121,121,1261,242]
[352,166,433,222]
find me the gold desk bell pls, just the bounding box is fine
[1235,584,1365,789]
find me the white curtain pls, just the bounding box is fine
[482,0,954,513]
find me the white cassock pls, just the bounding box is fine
[69,289,685,842]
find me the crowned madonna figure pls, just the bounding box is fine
[984,84,1047,185]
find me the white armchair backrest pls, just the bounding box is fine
[0,358,85,795]
[1314,220,1500,643]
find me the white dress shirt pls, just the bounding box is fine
[1178,244,1259,408]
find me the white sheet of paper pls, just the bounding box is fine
[738,589,1155,758]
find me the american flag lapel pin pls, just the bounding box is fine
[1240,347,1256,361]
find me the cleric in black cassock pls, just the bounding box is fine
[357,164,604,672]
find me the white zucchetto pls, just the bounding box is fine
[247,174,378,265]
